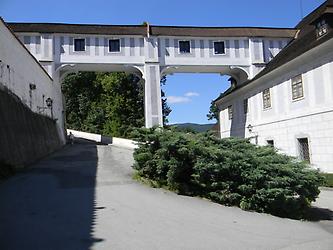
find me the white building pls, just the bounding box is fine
[215,0,333,173]
[6,21,295,128]
[0,18,65,144]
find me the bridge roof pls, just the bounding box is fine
[150,26,296,38]
[7,22,297,38]
[6,22,147,36]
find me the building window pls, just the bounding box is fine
[74,38,85,52]
[179,40,191,53]
[228,105,233,120]
[243,99,248,114]
[291,75,304,100]
[316,19,328,37]
[109,39,120,52]
[267,140,274,147]
[214,41,225,55]
[262,88,271,109]
[298,138,310,163]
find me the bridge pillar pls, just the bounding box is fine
[144,63,163,128]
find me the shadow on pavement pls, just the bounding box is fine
[0,139,102,250]
[306,206,333,222]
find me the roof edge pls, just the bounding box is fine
[0,17,53,81]
[6,21,296,30]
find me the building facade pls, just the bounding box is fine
[215,0,333,173]
[0,18,65,143]
[0,18,65,166]
[7,22,295,128]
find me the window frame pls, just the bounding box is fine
[291,75,304,101]
[213,41,226,55]
[178,40,191,54]
[73,38,86,52]
[228,105,233,120]
[297,137,311,163]
[108,38,121,53]
[262,88,272,110]
[316,19,329,38]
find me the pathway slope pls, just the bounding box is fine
[0,141,332,250]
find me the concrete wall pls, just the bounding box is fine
[67,129,138,149]
[217,37,333,173]
[0,88,62,167]
[0,19,65,167]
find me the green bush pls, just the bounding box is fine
[132,128,324,219]
[321,173,333,187]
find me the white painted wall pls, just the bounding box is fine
[15,32,290,79]
[217,38,333,173]
[0,20,65,143]
[67,129,138,149]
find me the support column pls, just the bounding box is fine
[144,63,163,128]
[52,70,67,145]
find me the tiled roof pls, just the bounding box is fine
[6,22,297,38]
[6,22,147,35]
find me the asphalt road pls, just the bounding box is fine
[0,141,332,250]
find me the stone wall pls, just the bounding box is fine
[0,88,62,167]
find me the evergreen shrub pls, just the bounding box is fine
[132,128,324,219]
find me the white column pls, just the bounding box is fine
[52,70,67,145]
[143,63,163,128]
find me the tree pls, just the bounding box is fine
[97,72,145,137]
[62,72,172,137]
[160,76,172,125]
[62,72,144,138]
[62,72,102,131]
[207,100,219,121]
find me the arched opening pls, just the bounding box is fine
[58,64,145,138]
[161,69,245,133]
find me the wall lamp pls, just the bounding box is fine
[247,124,253,133]
[45,97,53,108]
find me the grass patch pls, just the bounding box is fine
[321,173,333,188]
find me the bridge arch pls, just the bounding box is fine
[10,22,294,129]
[160,65,249,85]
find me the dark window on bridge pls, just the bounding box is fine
[179,40,191,53]
[109,39,120,52]
[267,140,274,147]
[74,38,85,52]
[214,41,225,55]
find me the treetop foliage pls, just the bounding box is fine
[62,72,145,137]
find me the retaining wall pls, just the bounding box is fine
[0,88,62,167]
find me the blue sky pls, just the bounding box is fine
[0,0,326,124]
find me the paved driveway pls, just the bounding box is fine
[0,141,332,250]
